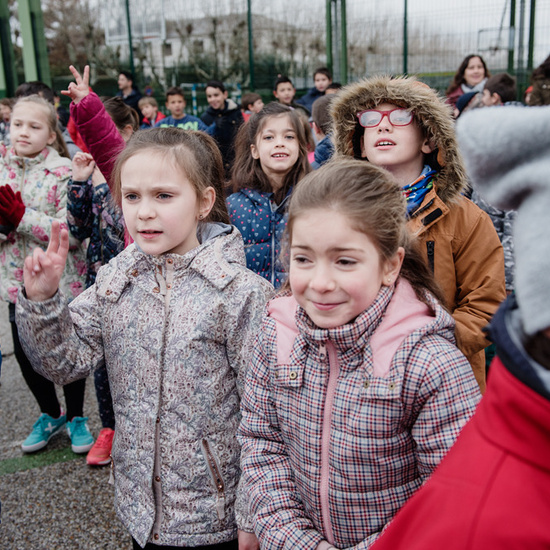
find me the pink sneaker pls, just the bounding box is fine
[86,428,114,466]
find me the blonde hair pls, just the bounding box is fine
[138,96,158,109]
[14,95,70,158]
[111,127,229,224]
[286,158,445,304]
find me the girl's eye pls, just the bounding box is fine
[285,134,296,140]
[158,193,172,200]
[337,258,357,266]
[292,255,310,264]
[262,135,273,141]
[124,193,138,201]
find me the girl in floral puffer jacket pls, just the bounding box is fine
[16,128,272,550]
[0,95,91,456]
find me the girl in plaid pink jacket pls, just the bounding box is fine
[238,158,481,550]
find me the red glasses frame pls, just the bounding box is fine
[357,108,415,128]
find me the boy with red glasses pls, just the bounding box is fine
[331,75,506,392]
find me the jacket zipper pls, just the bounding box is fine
[20,163,27,253]
[270,200,276,286]
[319,342,338,545]
[202,439,226,520]
[426,240,435,273]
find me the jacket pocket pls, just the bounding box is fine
[201,439,226,521]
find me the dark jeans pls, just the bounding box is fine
[9,303,86,421]
[131,539,238,550]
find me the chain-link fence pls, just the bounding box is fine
[99,0,549,101]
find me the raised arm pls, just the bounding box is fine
[64,65,125,187]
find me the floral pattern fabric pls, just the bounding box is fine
[16,226,273,548]
[0,143,86,304]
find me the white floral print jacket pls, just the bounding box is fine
[16,224,273,548]
[0,143,86,304]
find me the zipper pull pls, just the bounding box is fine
[216,494,226,520]
[319,344,327,361]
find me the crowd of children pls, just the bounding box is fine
[0,58,548,549]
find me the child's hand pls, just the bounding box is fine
[23,220,69,302]
[238,530,259,550]
[72,152,96,181]
[61,65,91,105]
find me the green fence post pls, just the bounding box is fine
[508,0,516,74]
[18,0,51,86]
[340,0,347,84]
[326,0,333,75]
[0,1,18,97]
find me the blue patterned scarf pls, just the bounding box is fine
[402,165,437,216]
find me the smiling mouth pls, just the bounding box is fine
[272,153,288,158]
[376,140,395,147]
[313,302,342,311]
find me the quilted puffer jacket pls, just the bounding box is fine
[227,187,291,288]
[0,144,86,304]
[16,224,273,548]
[239,280,480,550]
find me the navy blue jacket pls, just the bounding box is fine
[296,87,325,112]
[201,99,244,176]
[227,188,290,288]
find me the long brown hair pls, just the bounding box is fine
[111,127,229,224]
[230,102,311,204]
[286,158,445,306]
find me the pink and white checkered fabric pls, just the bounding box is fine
[239,283,480,549]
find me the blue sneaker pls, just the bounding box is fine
[21,412,67,453]
[66,416,94,454]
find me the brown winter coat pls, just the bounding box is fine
[330,76,506,391]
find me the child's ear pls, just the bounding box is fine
[421,138,435,155]
[250,143,260,160]
[223,90,228,100]
[47,131,56,146]
[273,90,279,99]
[382,246,405,287]
[199,186,216,219]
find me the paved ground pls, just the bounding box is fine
[0,302,132,549]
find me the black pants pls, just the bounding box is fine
[131,539,238,550]
[9,303,86,421]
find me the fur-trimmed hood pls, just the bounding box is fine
[330,75,468,203]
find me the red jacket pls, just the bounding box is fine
[372,347,550,549]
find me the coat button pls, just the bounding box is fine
[364,380,370,389]
[154,533,159,540]
[166,258,173,264]
[153,287,160,293]
[289,371,297,380]
[155,476,160,482]
[131,269,138,277]
[388,382,396,390]
[105,289,112,295]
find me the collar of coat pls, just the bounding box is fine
[95,225,247,301]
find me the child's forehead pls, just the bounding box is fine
[13,102,49,119]
[167,94,185,102]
